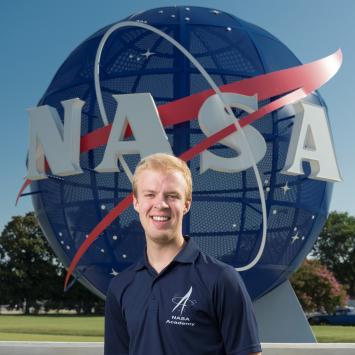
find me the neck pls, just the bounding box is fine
[146,235,185,273]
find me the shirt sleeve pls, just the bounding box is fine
[213,266,262,355]
[104,281,130,355]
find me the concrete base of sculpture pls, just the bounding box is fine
[253,280,316,343]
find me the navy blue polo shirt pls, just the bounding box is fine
[104,237,261,355]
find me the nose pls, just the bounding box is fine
[154,195,169,209]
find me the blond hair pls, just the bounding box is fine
[132,153,192,201]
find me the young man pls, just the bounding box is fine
[104,153,262,355]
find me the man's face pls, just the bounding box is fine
[133,168,191,245]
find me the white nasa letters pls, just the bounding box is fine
[282,101,342,182]
[27,98,84,180]
[26,93,341,183]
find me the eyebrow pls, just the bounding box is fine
[141,189,181,195]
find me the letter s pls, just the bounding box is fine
[198,93,266,173]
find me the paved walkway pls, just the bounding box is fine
[1,342,355,355]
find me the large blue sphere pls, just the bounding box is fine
[32,6,332,300]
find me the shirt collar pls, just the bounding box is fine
[134,236,200,271]
[174,236,200,263]
[133,256,146,271]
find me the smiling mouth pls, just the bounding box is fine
[151,216,171,221]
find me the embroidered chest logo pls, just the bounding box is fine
[166,286,197,327]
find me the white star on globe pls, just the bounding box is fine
[110,268,118,276]
[142,49,155,59]
[291,232,300,243]
[281,181,291,195]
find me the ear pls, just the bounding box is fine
[183,199,192,215]
[133,195,139,213]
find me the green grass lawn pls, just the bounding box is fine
[312,325,355,343]
[0,315,104,341]
[0,315,354,342]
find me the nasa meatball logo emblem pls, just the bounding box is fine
[18,6,342,300]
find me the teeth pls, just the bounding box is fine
[152,216,169,221]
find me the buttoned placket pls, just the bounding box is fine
[147,262,174,312]
[150,273,158,312]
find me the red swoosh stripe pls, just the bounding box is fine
[64,50,342,288]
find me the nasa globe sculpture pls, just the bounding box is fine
[25,6,341,300]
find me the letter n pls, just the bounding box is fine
[27,98,84,180]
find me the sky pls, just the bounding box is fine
[1,0,355,232]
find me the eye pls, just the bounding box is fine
[144,193,154,198]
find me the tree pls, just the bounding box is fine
[0,212,104,314]
[0,263,11,309]
[0,212,61,313]
[290,259,348,313]
[311,211,355,297]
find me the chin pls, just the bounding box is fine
[148,232,176,244]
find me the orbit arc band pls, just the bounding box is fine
[94,21,267,273]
